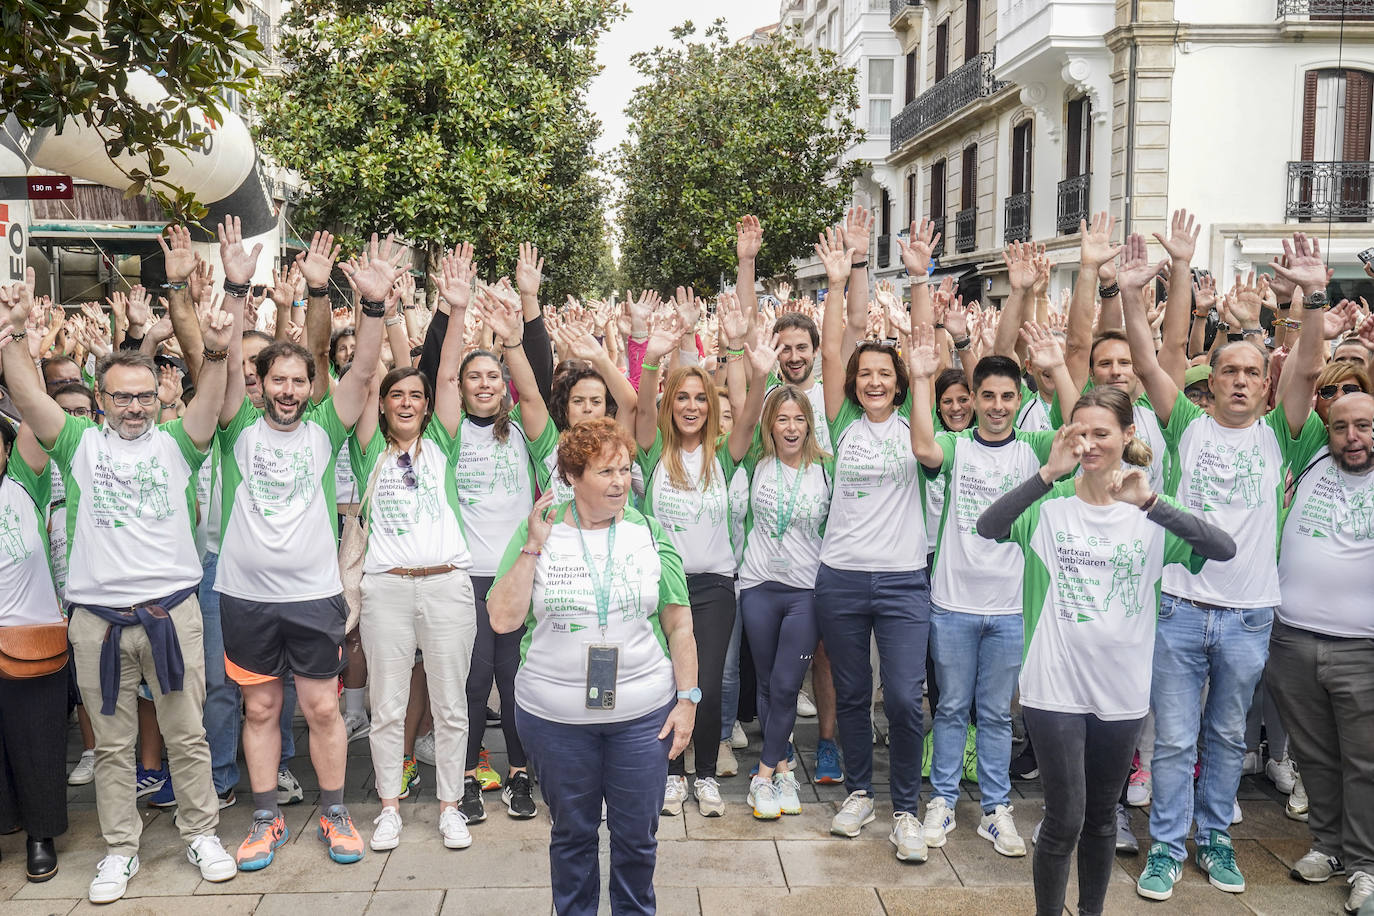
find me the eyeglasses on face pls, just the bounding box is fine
[1318,383,1364,400]
[102,390,158,408]
[63,407,95,418]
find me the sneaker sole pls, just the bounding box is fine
[752,807,782,820]
[346,728,371,743]
[697,802,725,818]
[780,804,801,816]
[1207,875,1246,893]
[1287,807,1310,822]
[813,775,843,785]
[442,833,473,849]
[462,809,487,824]
[195,863,237,883]
[236,827,289,872]
[1011,769,1040,780]
[1126,796,1152,808]
[890,836,929,862]
[505,804,537,819]
[1136,882,1176,902]
[974,824,1026,858]
[830,811,875,837]
[661,801,684,817]
[1291,866,1342,883]
[318,826,364,864]
[923,822,953,848]
[147,799,178,809]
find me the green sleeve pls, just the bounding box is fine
[7,452,51,509]
[830,397,862,442]
[1021,430,1057,463]
[1159,496,1207,575]
[42,413,94,471]
[1160,390,1202,449]
[514,403,560,467]
[714,434,738,479]
[1266,406,1330,472]
[636,428,665,479]
[425,421,459,462]
[647,513,690,610]
[162,419,210,472]
[738,427,764,479]
[1047,390,1064,429]
[936,431,957,476]
[1005,479,1068,546]
[306,397,351,452]
[897,381,914,419]
[217,397,260,449]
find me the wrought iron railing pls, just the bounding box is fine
[930,215,946,260]
[890,51,1008,151]
[1056,175,1090,234]
[877,233,891,269]
[1277,0,1374,16]
[1004,192,1031,243]
[249,2,273,56]
[1286,161,1374,221]
[955,207,977,253]
[890,0,922,22]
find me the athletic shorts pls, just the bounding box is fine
[221,593,348,685]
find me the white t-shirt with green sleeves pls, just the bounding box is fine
[215,397,351,602]
[1004,480,1207,719]
[454,405,556,577]
[738,450,833,591]
[764,373,831,452]
[1016,384,1053,432]
[821,394,927,572]
[930,429,1054,614]
[1160,391,1327,607]
[350,425,472,575]
[0,459,62,625]
[1278,448,1374,637]
[494,504,691,725]
[638,430,738,576]
[44,414,208,606]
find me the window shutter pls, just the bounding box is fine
[962,146,977,210]
[1066,101,1083,178]
[1343,70,1373,161]
[1301,70,1319,161]
[965,0,980,61]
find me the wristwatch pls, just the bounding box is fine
[1303,291,1330,311]
[676,687,702,704]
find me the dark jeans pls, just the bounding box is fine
[667,573,735,780]
[465,574,525,770]
[0,666,69,838]
[813,563,931,813]
[1024,706,1143,916]
[1267,621,1374,873]
[517,699,673,916]
[740,582,819,769]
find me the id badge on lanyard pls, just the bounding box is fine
[572,501,620,710]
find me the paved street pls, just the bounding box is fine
[0,708,1338,916]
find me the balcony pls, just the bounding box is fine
[890,51,1008,151]
[248,2,273,57]
[877,233,891,269]
[890,0,922,24]
[1277,0,1374,16]
[1004,191,1031,243]
[1056,174,1090,235]
[929,215,946,260]
[955,207,976,253]
[1286,161,1374,221]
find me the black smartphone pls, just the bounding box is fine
[1358,247,1374,267]
[585,645,618,710]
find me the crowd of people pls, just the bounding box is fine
[0,204,1370,916]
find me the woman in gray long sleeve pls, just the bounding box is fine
[976,386,1234,916]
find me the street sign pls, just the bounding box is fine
[27,176,73,199]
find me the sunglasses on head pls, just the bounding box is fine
[1318,383,1363,400]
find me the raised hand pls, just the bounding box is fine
[1325,300,1361,340]
[524,490,556,553]
[1021,321,1066,373]
[1045,422,1088,480]
[1032,245,1051,296]
[339,233,406,303]
[1079,211,1122,269]
[736,214,762,262]
[296,230,342,291]
[217,215,264,287]
[1107,467,1153,508]
[1193,273,1217,317]
[904,322,940,379]
[672,286,702,331]
[717,290,750,347]
[744,325,782,378]
[898,217,941,276]
[158,224,197,284]
[190,256,214,304]
[644,309,685,363]
[432,242,476,312]
[775,280,792,302]
[877,286,910,337]
[1117,233,1165,293]
[944,296,971,339]
[814,226,855,282]
[554,322,603,363]
[1270,232,1333,299]
[270,262,303,309]
[1229,270,1264,329]
[0,268,36,331]
[1154,208,1199,264]
[146,313,174,345]
[473,282,523,345]
[157,364,182,408]
[841,206,872,265]
[125,284,152,332]
[1003,240,1038,291]
[516,242,543,299]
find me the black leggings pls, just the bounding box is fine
[1024,707,1143,916]
[667,574,735,781]
[465,575,526,770]
[0,666,69,838]
[739,582,819,769]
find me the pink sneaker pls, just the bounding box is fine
[1127,767,1152,807]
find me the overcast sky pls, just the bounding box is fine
[588,1,784,161]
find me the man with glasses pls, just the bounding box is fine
[41,356,84,396]
[0,265,239,904]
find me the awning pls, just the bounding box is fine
[925,263,977,282]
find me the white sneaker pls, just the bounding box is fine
[890,811,928,862]
[68,750,96,786]
[730,721,748,750]
[749,775,781,820]
[1241,750,1263,776]
[662,775,689,816]
[1266,755,1296,794]
[1126,768,1152,807]
[370,806,402,851]
[343,713,371,743]
[921,797,955,848]
[439,806,472,849]
[187,835,236,882]
[1291,848,1345,883]
[717,741,739,777]
[414,732,436,767]
[1347,871,1374,913]
[774,771,802,815]
[1231,798,1243,825]
[1287,772,1310,821]
[694,777,725,817]
[979,804,1027,857]
[830,791,876,837]
[89,854,139,904]
[277,766,304,806]
[796,691,817,718]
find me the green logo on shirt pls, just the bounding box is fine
[1225,446,1265,510]
[1105,541,1147,618]
[0,505,31,563]
[134,457,172,520]
[1349,489,1374,540]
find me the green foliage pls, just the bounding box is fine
[253,0,622,303]
[616,20,864,295]
[0,0,264,219]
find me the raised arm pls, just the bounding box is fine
[1065,213,1122,391]
[1118,233,1180,425]
[335,233,404,428]
[1154,209,1200,387]
[1187,274,1216,359]
[295,230,342,405]
[1000,242,1036,358]
[730,325,780,462]
[898,217,941,331]
[635,310,684,450]
[478,279,548,441]
[180,296,234,449]
[215,216,263,426]
[1271,232,1340,433]
[0,271,66,446]
[515,242,554,402]
[431,243,474,438]
[817,226,856,424]
[157,226,204,380]
[841,206,873,338]
[904,322,945,469]
[735,216,762,336]
[1022,320,1078,419]
[556,319,639,432]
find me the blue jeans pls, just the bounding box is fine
[1149,595,1273,860]
[929,606,1022,811]
[720,594,743,743]
[517,700,673,916]
[813,564,930,814]
[201,551,296,794]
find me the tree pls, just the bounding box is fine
[616,20,864,295]
[0,0,263,217]
[252,0,622,303]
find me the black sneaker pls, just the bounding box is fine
[1010,744,1039,780]
[502,771,537,819]
[459,776,486,824]
[485,706,501,726]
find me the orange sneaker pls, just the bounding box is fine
[236,810,288,871]
[475,748,502,791]
[318,805,364,864]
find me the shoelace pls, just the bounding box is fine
[893,812,920,837]
[440,808,469,829]
[1143,850,1176,879]
[95,855,131,879]
[697,778,721,797]
[839,793,869,815]
[1349,872,1374,895]
[1205,841,1237,871]
[992,809,1017,835]
[922,802,948,829]
[324,810,357,838]
[246,816,277,842]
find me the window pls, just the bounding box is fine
[828,11,839,50]
[1066,97,1092,178]
[930,159,947,219]
[880,189,892,236]
[907,172,919,225]
[868,58,894,136]
[965,0,980,61]
[1303,69,1373,162]
[935,20,949,82]
[905,51,918,104]
[961,145,977,210]
[1011,120,1032,194]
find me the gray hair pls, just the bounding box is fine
[94,351,158,391]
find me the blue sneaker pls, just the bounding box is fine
[135,765,167,800]
[813,738,843,785]
[147,775,177,808]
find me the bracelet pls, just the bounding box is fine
[222,279,251,298]
[725,347,744,356]
[1098,283,1121,299]
[360,298,387,319]
[292,299,306,309]
[1192,311,1210,320]
[850,260,869,270]
[1215,320,1230,332]
[503,338,523,349]
[164,281,188,291]
[384,316,405,327]
[952,336,971,349]
[202,347,229,362]
[307,284,329,298]
[641,361,660,372]
[159,401,177,411]
[1227,332,1244,342]
[1274,318,1302,330]
[519,546,542,558]
[934,323,944,330]
[410,345,424,358]
[1141,492,1159,513]
[1242,327,1264,336]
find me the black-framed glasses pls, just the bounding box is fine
[103,390,158,408]
[63,406,95,418]
[1318,383,1364,400]
[396,451,417,490]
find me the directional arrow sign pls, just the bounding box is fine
[27,176,73,200]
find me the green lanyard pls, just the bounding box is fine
[570,501,616,634]
[771,458,807,539]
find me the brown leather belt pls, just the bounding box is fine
[385,564,458,578]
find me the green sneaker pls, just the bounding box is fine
[1197,830,1245,893]
[921,730,932,778]
[963,724,979,783]
[399,755,420,800]
[1137,843,1184,901]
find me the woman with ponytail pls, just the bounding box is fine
[975,385,1236,916]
